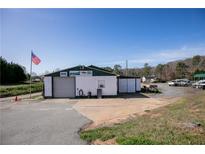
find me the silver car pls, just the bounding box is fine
[174,79,190,86]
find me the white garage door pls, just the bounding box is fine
[53,77,75,98]
[118,78,136,93]
[127,79,135,93]
[119,79,127,93]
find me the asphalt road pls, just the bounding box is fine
[0,99,90,145]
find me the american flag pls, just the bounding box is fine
[31,52,41,65]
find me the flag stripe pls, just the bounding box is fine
[32,52,41,65]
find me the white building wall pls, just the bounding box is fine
[75,76,117,96]
[44,76,52,97]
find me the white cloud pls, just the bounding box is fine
[96,45,205,68]
[128,45,205,66]
[97,60,125,66]
[158,46,205,62]
[129,58,153,64]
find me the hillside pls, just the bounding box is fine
[155,55,205,80]
[166,55,205,73]
[104,55,205,81]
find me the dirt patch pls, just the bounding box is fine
[92,138,117,145]
[150,113,162,118]
[74,97,171,129]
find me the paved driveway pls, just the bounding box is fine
[0,99,90,145]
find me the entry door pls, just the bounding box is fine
[53,77,75,98]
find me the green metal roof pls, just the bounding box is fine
[44,65,116,77]
[88,65,117,75]
[194,73,205,78]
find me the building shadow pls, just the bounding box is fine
[104,93,150,99]
[70,93,149,99]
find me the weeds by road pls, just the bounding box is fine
[0,82,43,97]
[80,91,205,144]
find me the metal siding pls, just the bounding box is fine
[53,77,75,98]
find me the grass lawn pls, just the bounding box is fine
[80,91,205,144]
[0,82,43,97]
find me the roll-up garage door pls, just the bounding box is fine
[53,77,75,98]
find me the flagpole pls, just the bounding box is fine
[30,50,33,99]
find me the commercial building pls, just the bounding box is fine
[44,65,141,98]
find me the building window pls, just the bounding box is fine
[60,72,67,77]
[98,80,105,88]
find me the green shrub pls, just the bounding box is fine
[0,82,43,97]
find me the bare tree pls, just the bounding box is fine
[143,63,151,77]
[176,62,189,78]
[113,64,122,75]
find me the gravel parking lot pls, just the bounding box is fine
[150,83,201,98]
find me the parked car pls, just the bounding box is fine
[168,80,176,86]
[192,80,205,89]
[182,79,191,86]
[192,81,199,88]
[168,79,190,87]
[199,81,205,90]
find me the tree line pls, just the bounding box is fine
[103,55,205,81]
[1,55,204,84]
[154,55,205,81]
[0,57,28,84]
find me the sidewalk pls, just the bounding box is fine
[0,92,42,102]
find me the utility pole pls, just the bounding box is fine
[126,60,128,92]
[30,50,33,99]
[126,60,128,76]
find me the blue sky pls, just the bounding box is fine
[1,9,205,74]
